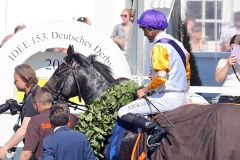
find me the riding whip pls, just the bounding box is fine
[143,96,175,127]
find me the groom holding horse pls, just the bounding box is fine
[118,9,190,152]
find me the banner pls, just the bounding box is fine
[0,20,131,102]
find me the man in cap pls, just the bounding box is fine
[118,9,190,151]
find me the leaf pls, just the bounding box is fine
[75,80,138,159]
[85,113,93,121]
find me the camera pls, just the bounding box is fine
[7,99,22,115]
[0,99,22,115]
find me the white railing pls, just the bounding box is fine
[132,75,240,94]
[189,86,240,94]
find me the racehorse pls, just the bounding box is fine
[44,45,240,160]
[44,45,137,159]
[44,45,116,105]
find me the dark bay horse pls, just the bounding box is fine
[44,45,137,159]
[44,45,116,105]
[44,45,240,160]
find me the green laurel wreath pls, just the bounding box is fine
[74,80,138,159]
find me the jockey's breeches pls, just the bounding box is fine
[118,91,186,118]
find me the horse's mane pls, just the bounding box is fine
[64,53,116,84]
[87,55,116,83]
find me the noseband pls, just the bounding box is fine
[44,61,82,102]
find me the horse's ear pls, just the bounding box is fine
[67,45,75,55]
[65,45,75,64]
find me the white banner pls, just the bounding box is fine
[0,20,131,102]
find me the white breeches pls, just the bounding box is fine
[118,92,186,118]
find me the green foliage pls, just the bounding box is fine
[75,80,138,159]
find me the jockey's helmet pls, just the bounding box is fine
[137,9,168,30]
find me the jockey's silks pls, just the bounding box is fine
[147,31,190,93]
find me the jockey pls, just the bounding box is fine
[118,9,190,150]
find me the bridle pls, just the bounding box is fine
[44,61,82,103]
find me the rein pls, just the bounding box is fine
[45,61,82,102]
[44,70,70,101]
[71,61,82,102]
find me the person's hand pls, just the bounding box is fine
[137,88,147,98]
[113,36,125,46]
[228,56,238,66]
[0,146,7,160]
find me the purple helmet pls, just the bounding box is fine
[137,9,168,30]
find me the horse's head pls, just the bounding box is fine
[44,45,116,104]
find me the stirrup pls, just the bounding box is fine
[146,135,162,148]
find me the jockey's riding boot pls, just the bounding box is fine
[121,113,166,147]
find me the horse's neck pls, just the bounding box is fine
[83,78,112,104]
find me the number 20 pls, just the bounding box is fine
[45,59,61,70]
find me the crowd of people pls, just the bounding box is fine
[185,11,240,53]
[1,9,239,55]
[0,64,96,160]
[0,9,132,57]
[0,6,240,160]
[185,11,240,104]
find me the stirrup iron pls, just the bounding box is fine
[146,135,162,148]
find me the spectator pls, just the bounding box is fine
[14,24,26,34]
[77,17,92,25]
[189,23,206,51]
[0,64,39,160]
[46,47,67,54]
[111,8,132,54]
[1,34,13,46]
[220,11,240,52]
[186,17,197,35]
[215,34,240,103]
[1,24,26,46]
[19,88,78,160]
[42,103,96,160]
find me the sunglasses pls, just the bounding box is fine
[120,14,128,18]
[77,17,87,22]
[14,80,18,84]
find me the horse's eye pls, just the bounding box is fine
[55,65,69,76]
[55,69,62,76]
[60,63,67,67]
